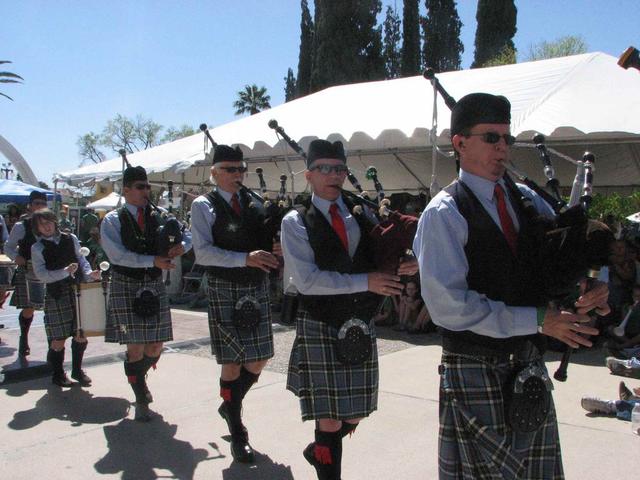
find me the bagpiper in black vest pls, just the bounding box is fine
[206,189,272,285]
[297,196,381,329]
[17,217,37,261]
[112,205,162,280]
[440,179,547,355]
[40,233,78,298]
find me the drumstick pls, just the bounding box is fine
[74,247,91,338]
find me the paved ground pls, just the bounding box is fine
[1,305,639,479]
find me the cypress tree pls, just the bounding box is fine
[471,0,517,68]
[422,0,464,73]
[310,0,384,92]
[296,0,314,97]
[284,68,297,102]
[382,5,402,79]
[400,0,421,77]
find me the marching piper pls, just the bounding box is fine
[413,93,610,478]
[31,209,100,386]
[190,144,280,464]
[280,139,416,480]
[101,165,191,421]
[5,190,49,357]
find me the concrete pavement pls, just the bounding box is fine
[1,320,639,479]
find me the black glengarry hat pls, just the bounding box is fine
[450,93,511,136]
[123,166,148,186]
[213,145,243,164]
[29,190,47,204]
[307,139,346,167]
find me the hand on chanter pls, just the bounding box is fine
[368,272,403,297]
[246,250,279,272]
[167,244,185,258]
[396,257,418,276]
[540,308,599,349]
[574,279,610,316]
[154,256,175,270]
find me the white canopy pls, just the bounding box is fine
[85,191,121,210]
[56,52,640,196]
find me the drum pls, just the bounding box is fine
[25,263,45,310]
[77,281,107,337]
[0,254,15,289]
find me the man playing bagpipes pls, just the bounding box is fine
[414,93,610,479]
[281,139,417,480]
[101,165,192,422]
[190,144,280,464]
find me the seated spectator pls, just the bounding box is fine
[412,303,436,333]
[395,280,424,333]
[581,381,640,421]
[606,355,640,377]
[607,284,640,352]
[373,295,398,327]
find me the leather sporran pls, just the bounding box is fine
[133,287,160,317]
[336,318,372,366]
[506,364,553,433]
[232,295,261,329]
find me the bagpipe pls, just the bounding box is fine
[199,124,290,249]
[118,149,185,286]
[268,120,418,274]
[424,68,615,381]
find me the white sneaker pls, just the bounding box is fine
[581,397,617,415]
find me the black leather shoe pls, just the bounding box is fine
[52,372,73,387]
[230,434,255,463]
[71,369,92,386]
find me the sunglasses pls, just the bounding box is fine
[31,200,48,206]
[133,183,152,190]
[310,164,349,175]
[218,166,248,174]
[467,132,516,146]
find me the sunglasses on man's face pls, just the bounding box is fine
[310,164,349,175]
[218,166,248,174]
[133,183,152,190]
[466,132,516,146]
[31,200,48,206]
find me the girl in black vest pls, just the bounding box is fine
[31,209,100,387]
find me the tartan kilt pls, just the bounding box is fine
[438,348,564,480]
[286,308,379,422]
[43,281,77,341]
[206,273,274,365]
[105,271,172,344]
[9,267,44,310]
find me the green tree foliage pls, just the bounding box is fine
[472,0,517,69]
[0,60,23,101]
[284,68,297,102]
[38,181,49,190]
[310,0,384,92]
[382,5,402,79]
[296,0,314,98]
[526,35,588,61]
[422,0,464,73]
[161,125,196,143]
[76,132,106,164]
[481,45,517,67]
[590,191,640,223]
[401,0,421,76]
[233,84,271,116]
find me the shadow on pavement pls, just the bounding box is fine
[95,416,214,479]
[222,450,294,480]
[8,385,130,429]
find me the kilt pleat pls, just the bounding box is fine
[43,281,77,341]
[9,267,44,310]
[286,308,379,422]
[438,349,564,480]
[105,271,172,344]
[206,273,274,365]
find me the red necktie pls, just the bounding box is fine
[231,193,241,216]
[494,184,517,255]
[137,207,145,230]
[329,203,349,252]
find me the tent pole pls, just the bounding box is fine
[181,173,186,220]
[53,179,59,216]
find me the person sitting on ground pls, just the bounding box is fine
[606,355,640,377]
[373,294,398,327]
[607,284,640,351]
[413,303,436,334]
[396,279,424,333]
[581,381,640,422]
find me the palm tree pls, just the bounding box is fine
[0,61,23,101]
[233,84,271,116]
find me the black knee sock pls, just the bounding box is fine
[220,377,245,435]
[143,354,160,374]
[124,358,149,404]
[48,348,65,377]
[312,429,342,480]
[238,366,260,399]
[71,340,87,374]
[340,421,358,438]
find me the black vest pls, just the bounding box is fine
[206,189,271,285]
[17,217,37,261]
[298,196,381,328]
[112,206,162,280]
[441,180,546,353]
[40,234,78,296]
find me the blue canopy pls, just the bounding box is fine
[0,179,61,204]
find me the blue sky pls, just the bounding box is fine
[1,0,638,185]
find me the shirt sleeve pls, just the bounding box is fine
[31,241,70,283]
[0,215,8,244]
[413,194,538,338]
[4,222,24,260]
[190,197,247,267]
[280,210,369,295]
[100,213,155,268]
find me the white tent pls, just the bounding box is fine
[85,191,121,210]
[55,53,640,197]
